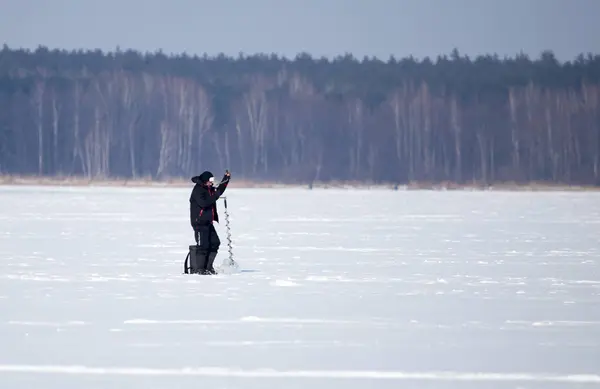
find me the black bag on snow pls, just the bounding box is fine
[184,245,207,274]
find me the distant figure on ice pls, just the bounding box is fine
[189,170,231,274]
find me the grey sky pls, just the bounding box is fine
[1,0,598,62]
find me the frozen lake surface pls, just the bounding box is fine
[1,185,599,389]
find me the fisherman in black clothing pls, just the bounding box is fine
[189,170,230,274]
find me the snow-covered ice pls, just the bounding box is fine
[1,185,599,388]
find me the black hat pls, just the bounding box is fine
[198,171,214,183]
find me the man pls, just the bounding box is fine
[189,169,231,274]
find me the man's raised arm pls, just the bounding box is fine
[216,170,231,194]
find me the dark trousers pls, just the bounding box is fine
[194,223,221,253]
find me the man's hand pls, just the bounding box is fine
[225,169,231,177]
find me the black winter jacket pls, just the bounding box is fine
[189,174,229,227]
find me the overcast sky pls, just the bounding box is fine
[1,0,598,62]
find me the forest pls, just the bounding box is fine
[1,45,599,186]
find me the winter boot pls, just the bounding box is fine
[205,252,218,275]
[188,245,208,274]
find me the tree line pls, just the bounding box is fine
[1,44,599,185]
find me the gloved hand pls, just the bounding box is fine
[225,169,231,177]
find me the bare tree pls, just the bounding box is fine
[32,79,45,174]
[508,87,521,176]
[346,97,364,177]
[194,85,214,172]
[450,95,462,182]
[243,79,269,174]
[120,72,143,178]
[388,85,409,179]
